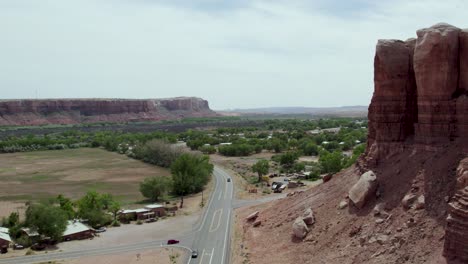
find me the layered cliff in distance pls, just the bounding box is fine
[0,97,217,126]
[234,23,467,264]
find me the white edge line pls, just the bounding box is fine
[198,168,220,232]
[209,247,214,264]
[221,209,231,264]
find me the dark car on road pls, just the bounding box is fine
[167,239,179,245]
[227,178,231,182]
[191,250,198,258]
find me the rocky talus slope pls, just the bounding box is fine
[0,97,217,126]
[235,23,467,264]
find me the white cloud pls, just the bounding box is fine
[0,0,466,109]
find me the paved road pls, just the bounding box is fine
[0,166,234,264]
[189,166,234,264]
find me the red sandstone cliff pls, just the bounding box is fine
[234,23,468,264]
[0,97,217,126]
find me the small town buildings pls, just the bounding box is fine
[134,208,154,220]
[21,227,39,240]
[62,221,93,241]
[0,228,11,248]
[119,208,155,221]
[144,204,166,217]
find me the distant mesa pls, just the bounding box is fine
[220,106,368,117]
[0,97,217,126]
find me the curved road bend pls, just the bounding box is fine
[0,165,234,264]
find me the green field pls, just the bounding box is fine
[0,148,170,204]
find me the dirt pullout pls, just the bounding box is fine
[234,145,466,264]
[63,247,187,264]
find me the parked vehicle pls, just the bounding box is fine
[95,227,107,233]
[145,218,157,223]
[13,244,24,250]
[31,243,47,251]
[0,246,7,254]
[167,239,179,245]
[191,250,198,258]
[271,182,286,193]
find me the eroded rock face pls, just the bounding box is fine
[456,158,468,190]
[366,23,468,163]
[443,187,468,261]
[0,97,216,126]
[349,171,378,208]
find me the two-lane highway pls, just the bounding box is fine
[189,166,234,264]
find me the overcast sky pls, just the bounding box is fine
[0,0,466,109]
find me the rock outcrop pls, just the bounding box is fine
[0,97,217,126]
[349,171,378,208]
[292,217,309,239]
[366,23,468,163]
[443,187,468,261]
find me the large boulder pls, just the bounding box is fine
[302,208,315,225]
[349,171,378,208]
[246,211,259,221]
[402,193,417,209]
[292,217,309,239]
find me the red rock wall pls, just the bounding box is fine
[0,97,216,126]
[366,23,468,161]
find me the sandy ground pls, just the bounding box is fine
[62,247,187,264]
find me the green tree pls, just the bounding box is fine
[319,150,344,174]
[139,176,172,202]
[56,194,75,220]
[25,203,68,241]
[279,152,299,170]
[77,191,111,228]
[171,154,213,208]
[252,159,269,182]
[4,212,19,228]
[108,201,121,222]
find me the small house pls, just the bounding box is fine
[62,220,93,241]
[21,227,40,239]
[134,208,154,220]
[144,204,166,217]
[119,209,137,222]
[0,232,11,248]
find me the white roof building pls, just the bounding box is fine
[145,204,163,210]
[63,221,91,237]
[0,232,12,243]
[21,227,39,237]
[0,227,9,234]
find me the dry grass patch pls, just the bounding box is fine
[0,148,170,216]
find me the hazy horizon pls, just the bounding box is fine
[1,0,466,109]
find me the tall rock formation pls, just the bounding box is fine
[366,23,468,164]
[0,97,217,126]
[365,23,468,262]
